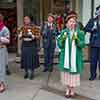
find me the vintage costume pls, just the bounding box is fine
[85,5,100,80]
[18,25,40,78]
[57,28,85,87]
[0,22,10,85]
[42,21,57,72]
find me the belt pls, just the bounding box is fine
[23,38,32,41]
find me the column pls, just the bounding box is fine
[17,0,24,27]
[40,0,43,24]
[43,0,51,20]
[82,0,92,62]
[82,0,91,26]
[70,0,76,10]
[17,0,24,55]
[75,0,83,22]
[50,0,54,13]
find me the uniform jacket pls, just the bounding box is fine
[42,22,57,49]
[85,16,100,47]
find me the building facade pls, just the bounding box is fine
[1,0,100,30]
[0,0,100,56]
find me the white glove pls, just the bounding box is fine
[27,29,32,36]
[19,31,22,38]
[0,37,10,43]
[32,35,35,39]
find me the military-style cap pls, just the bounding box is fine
[96,5,100,11]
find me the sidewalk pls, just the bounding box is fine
[7,53,100,100]
[8,53,16,63]
[1,63,73,100]
[48,63,100,100]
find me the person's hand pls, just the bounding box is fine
[19,31,22,38]
[62,32,67,41]
[0,37,10,44]
[32,35,35,39]
[62,32,67,43]
[0,37,4,42]
[27,29,32,36]
[0,37,2,44]
[0,42,2,45]
[72,32,78,40]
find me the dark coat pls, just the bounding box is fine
[85,17,100,47]
[42,22,57,49]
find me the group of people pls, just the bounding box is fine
[0,5,100,98]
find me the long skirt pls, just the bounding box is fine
[61,72,80,87]
[21,41,39,71]
[0,47,7,84]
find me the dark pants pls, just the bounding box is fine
[90,47,100,78]
[44,46,55,71]
[21,41,39,74]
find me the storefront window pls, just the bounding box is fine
[24,0,40,25]
[0,0,16,3]
[0,0,17,52]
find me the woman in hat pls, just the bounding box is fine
[0,13,10,92]
[57,11,85,98]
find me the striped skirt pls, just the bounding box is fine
[61,72,80,87]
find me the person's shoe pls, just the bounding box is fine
[43,69,48,72]
[65,90,70,98]
[24,73,28,79]
[6,69,11,75]
[49,69,53,72]
[70,91,76,98]
[0,83,6,93]
[6,65,11,75]
[89,77,96,81]
[65,94,70,98]
[98,75,100,80]
[29,73,34,80]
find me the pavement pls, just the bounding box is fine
[1,53,99,100]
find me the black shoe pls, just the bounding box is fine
[49,69,53,72]
[6,65,11,75]
[89,77,96,81]
[99,75,100,80]
[43,69,48,72]
[29,74,34,80]
[6,70,11,75]
[24,73,28,79]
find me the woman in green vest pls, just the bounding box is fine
[57,11,85,98]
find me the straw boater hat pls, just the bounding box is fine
[66,11,77,22]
